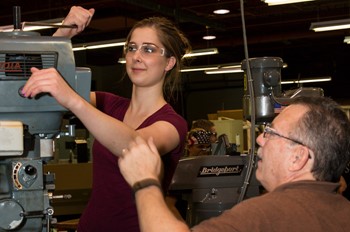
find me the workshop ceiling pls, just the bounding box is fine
[1,0,350,98]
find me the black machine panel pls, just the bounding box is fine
[169,155,260,226]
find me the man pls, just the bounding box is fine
[118,96,350,231]
[184,128,212,157]
[191,119,218,143]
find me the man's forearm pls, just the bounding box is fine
[135,186,191,232]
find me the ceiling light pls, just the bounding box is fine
[202,26,216,40]
[310,19,350,32]
[205,64,243,74]
[344,36,350,44]
[281,76,331,84]
[183,48,219,58]
[262,0,315,6]
[202,35,216,40]
[213,9,230,15]
[181,65,219,72]
[72,39,126,51]
[205,68,243,74]
[118,58,126,64]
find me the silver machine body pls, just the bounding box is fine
[0,30,91,231]
[242,57,324,124]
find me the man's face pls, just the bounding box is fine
[255,104,309,192]
[209,126,218,143]
[188,143,211,156]
[186,129,212,156]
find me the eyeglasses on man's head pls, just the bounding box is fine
[124,43,166,57]
[263,123,311,159]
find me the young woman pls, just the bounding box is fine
[23,7,191,231]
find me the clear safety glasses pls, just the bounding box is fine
[124,43,166,58]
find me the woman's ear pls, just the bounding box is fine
[165,56,176,71]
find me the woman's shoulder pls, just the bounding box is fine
[94,91,130,114]
[151,104,188,134]
[155,104,186,122]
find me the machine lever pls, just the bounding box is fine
[50,194,72,200]
[20,210,45,218]
[21,22,78,30]
[13,6,21,30]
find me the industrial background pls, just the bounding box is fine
[1,0,350,121]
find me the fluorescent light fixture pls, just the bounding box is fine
[310,19,350,32]
[262,0,315,6]
[118,58,126,64]
[281,76,332,84]
[183,48,218,58]
[344,36,350,44]
[73,39,126,51]
[213,9,230,15]
[205,64,243,74]
[205,68,243,74]
[181,65,219,72]
[206,62,288,75]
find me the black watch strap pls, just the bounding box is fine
[132,178,162,194]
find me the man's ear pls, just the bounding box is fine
[289,146,310,171]
[187,136,196,146]
[187,139,193,146]
[165,56,176,71]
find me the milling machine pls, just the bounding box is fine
[0,7,91,231]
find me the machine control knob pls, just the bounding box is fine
[18,86,26,98]
[25,165,37,176]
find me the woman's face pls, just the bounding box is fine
[124,27,174,87]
